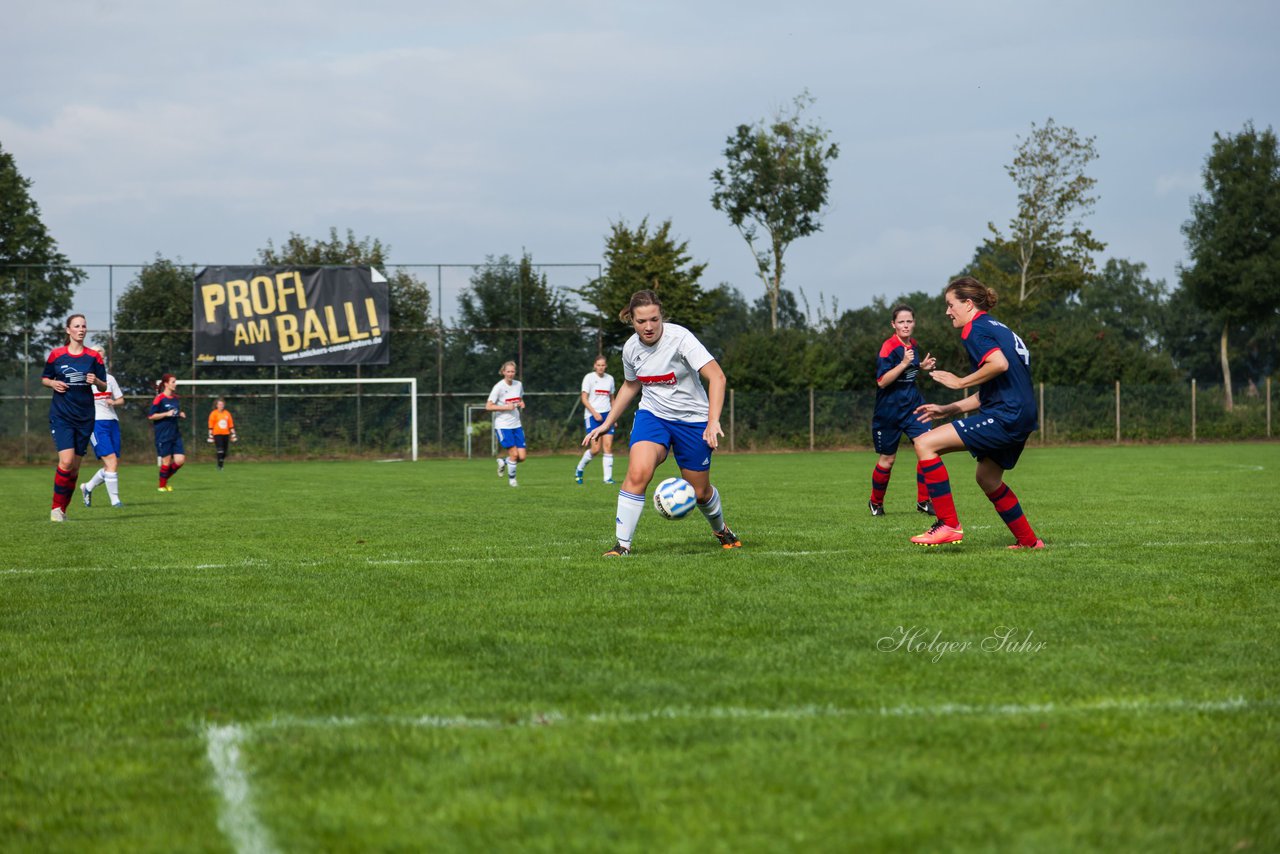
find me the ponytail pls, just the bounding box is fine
[945,276,998,312]
[620,289,662,324]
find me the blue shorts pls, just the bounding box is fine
[584,413,616,436]
[91,420,123,459]
[953,414,1030,471]
[496,427,526,449]
[51,419,93,456]
[872,410,929,456]
[155,435,185,458]
[629,409,712,472]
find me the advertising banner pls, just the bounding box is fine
[194,266,390,365]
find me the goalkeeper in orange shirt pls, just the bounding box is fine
[207,398,238,469]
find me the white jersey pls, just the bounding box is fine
[581,371,616,416]
[488,379,524,430]
[93,374,122,421]
[622,322,715,423]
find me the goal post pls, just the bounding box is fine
[183,378,418,461]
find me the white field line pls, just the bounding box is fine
[205,696,1274,853]
[205,724,279,854]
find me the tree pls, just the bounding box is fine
[976,119,1105,319]
[109,256,195,392]
[454,253,589,392]
[0,141,85,368]
[1180,122,1280,410]
[710,91,839,332]
[578,218,712,352]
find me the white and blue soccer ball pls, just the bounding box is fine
[653,477,698,520]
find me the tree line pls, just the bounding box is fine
[2,111,1277,402]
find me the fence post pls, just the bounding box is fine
[1115,380,1121,444]
[1191,379,1197,442]
[729,388,735,453]
[1268,377,1272,438]
[809,387,815,451]
[1039,382,1045,444]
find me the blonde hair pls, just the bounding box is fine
[498,360,517,375]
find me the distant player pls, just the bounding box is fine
[575,355,617,484]
[40,313,108,521]
[81,370,126,508]
[486,360,525,487]
[910,276,1044,549]
[148,374,186,492]
[207,398,238,470]
[584,289,741,557]
[868,304,937,517]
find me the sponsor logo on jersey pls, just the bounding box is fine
[637,372,677,386]
[505,397,522,404]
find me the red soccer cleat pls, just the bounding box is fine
[1008,539,1046,550]
[910,520,964,546]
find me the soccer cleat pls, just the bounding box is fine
[508,479,518,488]
[714,527,742,549]
[911,519,964,546]
[158,485,173,492]
[868,499,884,517]
[604,478,616,485]
[603,543,631,557]
[111,502,124,509]
[51,508,66,522]
[575,470,584,485]
[1008,539,1046,550]
[82,485,92,508]
[916,499,935,516]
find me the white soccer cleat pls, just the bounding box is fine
[508,478,518,488]
[51,508,66,522]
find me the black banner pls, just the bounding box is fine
[193,266,390,365]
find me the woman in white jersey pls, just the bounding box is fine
[486,360,525,487]
[81,371,126,508]
[575,355,617,485]
[584,289,741,557]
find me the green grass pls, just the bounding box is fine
[2,445,1278,852]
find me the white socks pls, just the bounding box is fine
[698,487,726,533]
[603,454,614,481]
[615,490,645,548]
[104,472,120,503]
[85,468,106,491]
[577,450,594,472]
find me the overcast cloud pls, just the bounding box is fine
[3,0,1276,324]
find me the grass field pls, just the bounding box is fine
[2,444,1278,852]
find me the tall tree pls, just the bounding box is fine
[578,217,712,352]
[109,256,195,392]
[1180,122,1280,410]
[455,253,589,392]
[710,91,839,332]
[0,141,85,367]
[977,119,1105,318]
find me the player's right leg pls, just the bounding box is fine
[909,423,966,545]
[605,439,666,557]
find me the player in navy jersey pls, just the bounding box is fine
[583,289,740,557]
[148,374,186,492]
[40,314,108,521]
[869,304,937,517]
[908,277,1044,549]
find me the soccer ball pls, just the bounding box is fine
[653,477,698,520]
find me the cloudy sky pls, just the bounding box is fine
[3,0,1276,325]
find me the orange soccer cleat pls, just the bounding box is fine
[910,520,964,546]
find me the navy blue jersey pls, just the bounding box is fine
[961,312,1038,434]
[874,335,925,417]
[150,393,183,444]
[43,345,106,426]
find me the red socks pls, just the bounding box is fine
[52,466,78,512]
[917,458,959,527]
[986,483,1038,546]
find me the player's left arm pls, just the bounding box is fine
[930,349,1008,391]
[699,359,727,448]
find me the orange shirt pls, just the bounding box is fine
[208,409,235,435]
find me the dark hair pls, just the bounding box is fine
[890,304,915,321]
[155,373,176,394]
[620,289,662,324]
[945,276,998,311]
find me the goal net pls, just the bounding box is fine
[180,378,418,461]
